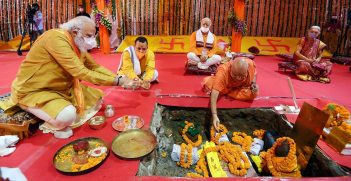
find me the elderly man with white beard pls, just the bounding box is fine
[10,16,139,138]
[187,17,221,70]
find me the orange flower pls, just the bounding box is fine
[231,132,253,152]
[253,129,265,139]
[218,142,250,176]
[323,103,350,127]
[186,172,203,178]
[187,142,251,177]
[210,124,228,145]
[178,143,193,168]
[181,121,203,147]
[338,122,351,134]
[263,137,301,177]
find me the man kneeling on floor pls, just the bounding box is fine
[202,57,258,131]
[117,36,158,89]
[187,17,221,70]
[10,16,139,138]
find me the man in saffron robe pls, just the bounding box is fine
[10,16,138,138]
[294,26,332,83]
[187,18,221,70]
[202,57,258,131]
[117,36,158,89]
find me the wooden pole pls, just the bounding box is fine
[231,0,245,52]
[287,77,299,109]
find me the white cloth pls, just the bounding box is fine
[216,132,230,143]
[118,46,141,75]
[171,144,199,165]
[0,135,19,157]
[0,167,27,181]
[26,100,101,135]
[250,138,264,155]
[142,70,159,82]
[26,105,76,130]
[187,52,221,69]
[39,102,101,134]
[196,29,214,45]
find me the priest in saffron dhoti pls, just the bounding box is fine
[117,36,158,89]
[10,16,138,138]
[294,26,332,83]
[187,17,221,70]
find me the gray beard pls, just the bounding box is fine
[74,35,87,53]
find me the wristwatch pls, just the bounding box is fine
[115,75,124,86]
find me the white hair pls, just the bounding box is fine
[201,17,211,24]
[59,16,95,32]
[310,25,321,32]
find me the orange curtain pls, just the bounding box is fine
[96,0,111,54]
[231,0,245,52]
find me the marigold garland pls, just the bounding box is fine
[231,132,253,152]
[263,137,301,177]
[181,121,203,147]
[253,129,265,139]
[259,151,267,169]
[177,143,193,169]
[192,146,218,178]
[323,103,350,127]
[219,142,251,176]
[187,142,251,177]
[186,172,203,178]
[338,122,351,134]
[210,124,228,145]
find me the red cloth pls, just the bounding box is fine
[1,52,351,180]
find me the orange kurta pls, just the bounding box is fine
[203,58,257,101]
[189,31,218,57]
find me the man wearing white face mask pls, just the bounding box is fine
[187,18,221,70]
[293,25,333,83]
[117,36,158,90]
[10,16,139,138]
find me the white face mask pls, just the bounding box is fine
[83,37,97,50]
[201,27,209,33]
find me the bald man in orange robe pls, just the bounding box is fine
[202,57,258,131]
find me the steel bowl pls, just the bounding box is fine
[88,116,106,130]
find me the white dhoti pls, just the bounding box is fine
[187,52,221,69]
[25,105,77,130]
[142,69,159,82]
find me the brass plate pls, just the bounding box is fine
[111,129,157,159]
[53,137,109,175]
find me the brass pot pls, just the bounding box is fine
[88,116,106,130]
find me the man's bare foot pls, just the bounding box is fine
[197,62,209,70]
